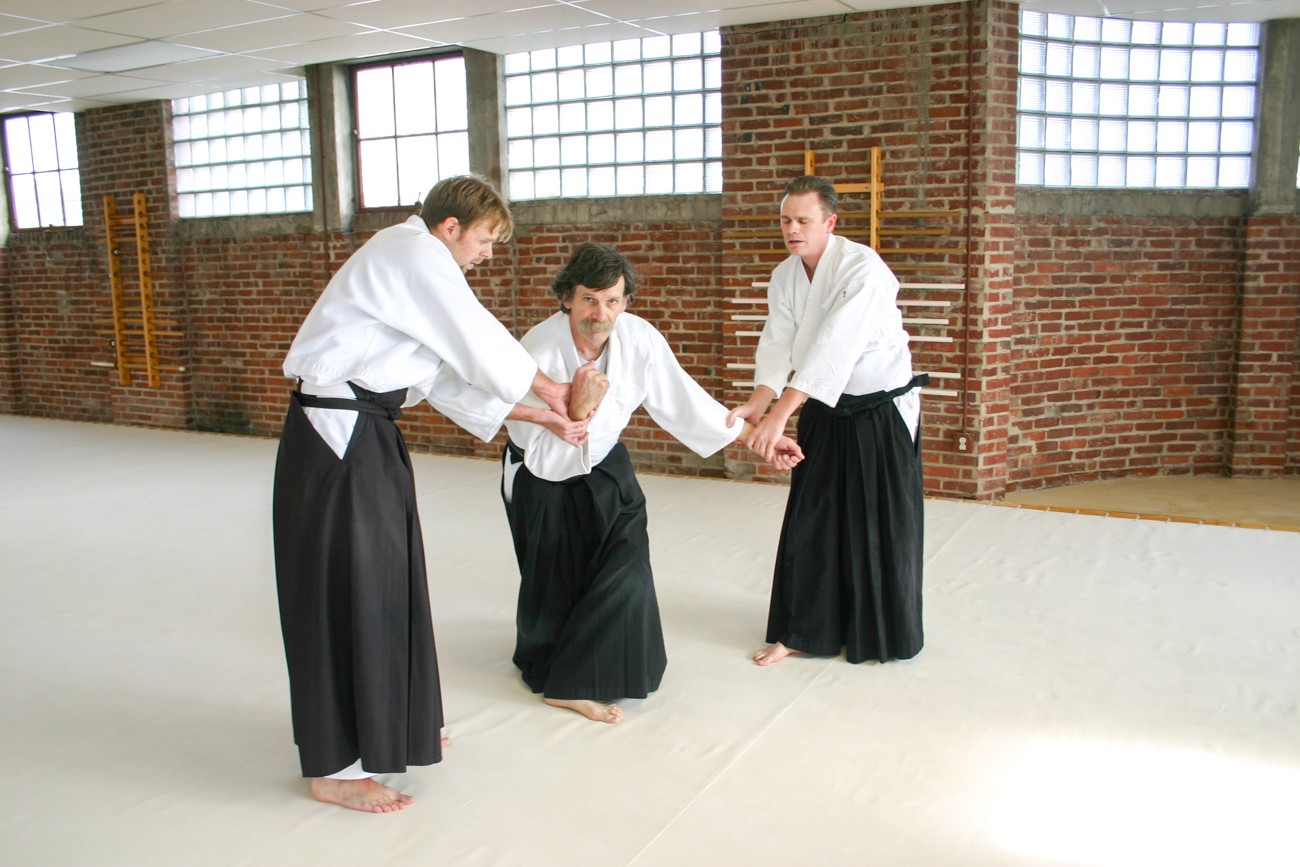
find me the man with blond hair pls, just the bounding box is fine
[273,175,582,812]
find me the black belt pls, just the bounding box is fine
[505,439,525,463]
[294,383,406,421]
[820,374,930,417]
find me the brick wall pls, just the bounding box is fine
[3,0,1297,493]
[182,226,348,435]
[77,103,191,428]
[720,1,1018,495]
[1007,213,1243,490]
[1230,214,1300,475]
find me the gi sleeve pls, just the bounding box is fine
[423,366,515,443]
[640,328,743,458]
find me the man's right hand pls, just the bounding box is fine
[568,361,609,421]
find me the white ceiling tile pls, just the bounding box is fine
[0,25,139,64]
[103,79,245,100]
[76,0,295,41]
[398,5,616,45]
[0,0,171,26]
[835,0,951,10]
[172,13,365,53]
[252,29,443,65]
[583,0,785,21]
[459,20,660,54]
[55,40,218,73]
[1,13,47,36]
[125,52,298,83]
[0,62,83,88]
[0,90,78,111]
[245,0,372,11]
[313,0,596,29]
[12,72,161,97]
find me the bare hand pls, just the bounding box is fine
[537,410,588,446]
[569,361,609,421]
[727,394,770,428]
[746,414,790,463]
[767,435,804,471]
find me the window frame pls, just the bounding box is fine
[502,30,723,200]
[349,50,471,212]
[2,111,84,230]
[1017,12,1262,190]
[171,81,314,219]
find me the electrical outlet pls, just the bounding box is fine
[952,430,977,453]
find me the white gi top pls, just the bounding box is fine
[504,311,744,483]
[283,215,538,448]
[755,233,919,436]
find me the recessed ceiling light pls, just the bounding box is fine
[58,41,218,74]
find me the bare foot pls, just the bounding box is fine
[752,642,801,666]
[441,735,451,749]
[544,697,623,724]
[309,777,414,813]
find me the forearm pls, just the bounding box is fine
[569,391,600,421]
[747,385,777,413]
[531,369,569,416]
[765,387,808,431]
[507,402,550,424]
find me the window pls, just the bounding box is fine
[1018,12,1260,188]
[504,31,723,199]
[172,81,313,218]
[3,112,82,228]
[353,54,469,209]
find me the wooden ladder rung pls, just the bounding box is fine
[879,209,964,219]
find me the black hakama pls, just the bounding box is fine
[272,386,443,777]
[767,380,926,663]
[503,442,666,700]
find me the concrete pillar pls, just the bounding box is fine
[464,48,508,196]
[1249,19,1300,217]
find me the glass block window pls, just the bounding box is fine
[3,112,82,229]
[504,31,722,199]
[1018,13,1260,188]
[354,54,469,209]
[173,82,313,218]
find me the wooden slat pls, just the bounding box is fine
[879,209,964,219]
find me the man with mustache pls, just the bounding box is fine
[494,243,803,723]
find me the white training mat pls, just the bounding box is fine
[2,415,1298,867]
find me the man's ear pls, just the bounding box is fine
[433,216,459,239]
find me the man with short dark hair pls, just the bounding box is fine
[731,175,927,667]
[273,175,581,812]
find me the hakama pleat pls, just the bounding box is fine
[767,390,925,663]
[272,388,442,777]
[503,443,666,700]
